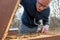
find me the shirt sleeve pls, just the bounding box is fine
[42,7,50,25]
[43,17,49,25]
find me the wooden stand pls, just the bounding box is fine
[0,0,20,40]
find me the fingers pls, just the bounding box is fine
[41,25,49,34]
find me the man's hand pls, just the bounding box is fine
[41,25,49,33]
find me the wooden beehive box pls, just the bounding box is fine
[0,0,20,40]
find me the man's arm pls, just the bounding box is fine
[41,7,50,33]
[43,17,49,25]
[41,17,50,33]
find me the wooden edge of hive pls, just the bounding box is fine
[2,0,20,40]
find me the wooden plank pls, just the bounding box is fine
[31,35,60,40]
[5,34,60,40]
[5,30,60,40]
[0,0,20,40]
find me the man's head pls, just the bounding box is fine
[36,0,51,12]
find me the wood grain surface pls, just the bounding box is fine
[5,30,60,40]
[0,0,20,40]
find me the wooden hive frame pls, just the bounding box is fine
[5,30,60,40]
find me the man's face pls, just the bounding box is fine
[36,0,49,12]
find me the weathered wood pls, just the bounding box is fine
[0,0,20,40]
[30,36,60,40]
[5,35,60,40]
[5,30,60,40]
